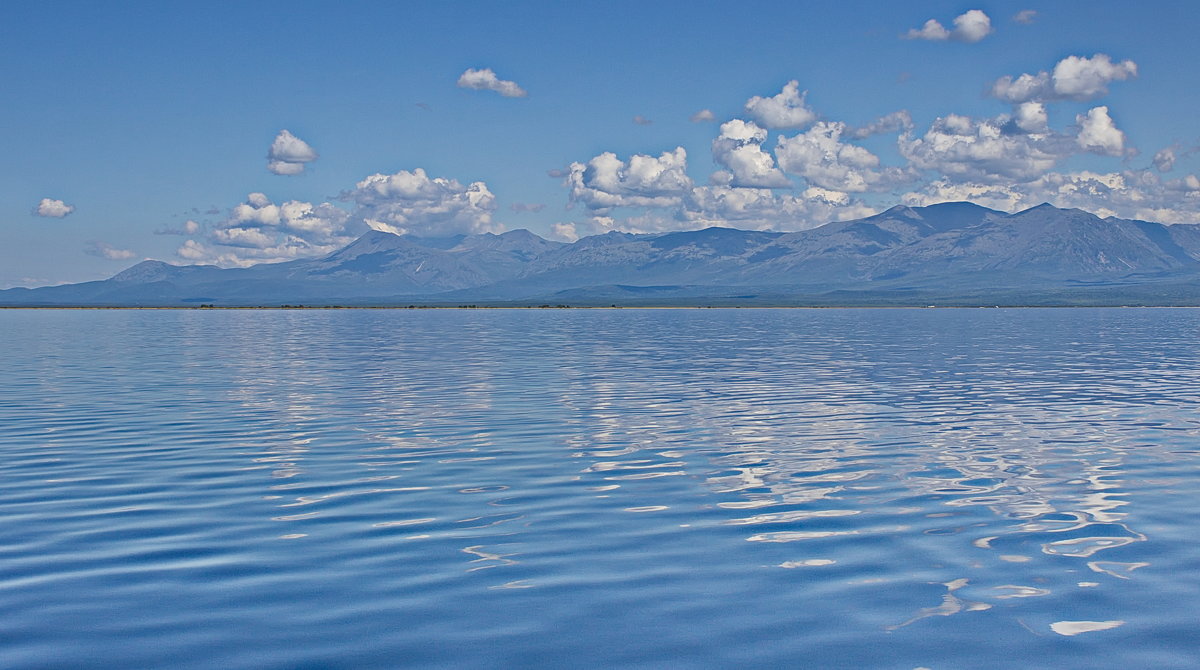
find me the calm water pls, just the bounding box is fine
[1,308,1199,669]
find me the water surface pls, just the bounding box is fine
[2,308,1199,668]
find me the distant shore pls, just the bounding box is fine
[2,304,1195,310]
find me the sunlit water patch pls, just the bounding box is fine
[1,308,1199,668]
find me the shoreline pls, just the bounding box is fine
[2,304,1196,310]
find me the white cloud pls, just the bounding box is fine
[176,239,210,261]
[744,81,817,130]
[899,113,1068,182]
[711,120,791,188]
[1153,147,1177,172]
[212,227,276,249]
[681,185,876,231]
[34,198,75,218]
[951,9,993,42]
[989,71,1051,104]
[905,10,993,43]
[847,110,913,139]
[905,18,950,41]
[186,192,357,266]
[456,68,527,98]
[991,54,1138,103]
[1054,55,1138,99]
[267,130,318,175]
[566,147,694,212]
[1013,9,1037,24]
[549,222,580,242]
[1076,106,1126,157]
[775,121,913,192]
[268,160,306,176]
[1012,102,1049,133]
[350,168,501,236]
[690,109,715,123]
[84,241,136,260]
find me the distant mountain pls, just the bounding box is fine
[5,202,1200,306]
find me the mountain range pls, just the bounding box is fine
[5,202,1200,306]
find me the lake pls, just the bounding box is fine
[1,308,1198,668]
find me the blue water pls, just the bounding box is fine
[2,308,1199,669]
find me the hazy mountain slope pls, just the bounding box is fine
[867,205,1200,286]
[3,203,1199,306]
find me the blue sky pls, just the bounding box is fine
[3,1,1199,286]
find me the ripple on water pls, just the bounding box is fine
[0,307,1199,669]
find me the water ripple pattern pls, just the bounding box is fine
[1,308,1199,668]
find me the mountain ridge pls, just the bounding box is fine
[5,202,1200,306]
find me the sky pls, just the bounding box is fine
[3,0,1199,287]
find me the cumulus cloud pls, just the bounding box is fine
[1054,55,1138,99]
[680,185,875,231]
[1153,147,1178,172]
[776,122,914,192]
[633,115,653,125]
[34,198,75,218]
[268,161,305,176]
[1013,9,1037,24]
[565,147,694,212]
[1010,102,1049,134]
[690,109,715,123]
[557,185,878,236]
[226,195,352,243]
[181,192,357,266]
[905,18,950,41]
[847,110,913,139]
[211,226,276,249]
[899,113,1070,182]
[267,130,318,175]
[711,120,792,188]
[902,169,1200,224]
[176,239,210,261]
[84,241,136,260]
[456,68,527,98]
[349,168,501,237]
[549,222,581,242]
[904,10,993,43]
[1076,106,1127,156]
[744,81,818,130]
[991,54,1138,103]
[557,140,877,233]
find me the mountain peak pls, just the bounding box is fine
[895,201,1001,232]
[1010,202,1099,221]
[879,204,920,219]
[917,201,995,214]
[111,260,180,283]
[1026,202,1059,212]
